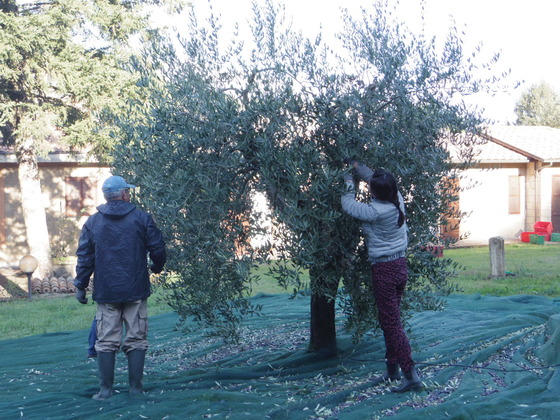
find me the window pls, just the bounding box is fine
[65,177,97,217]
[508,175,520,214]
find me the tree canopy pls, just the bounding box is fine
[0,0,182,276]
[0,0,178,159]
[515,81,560,128]
[110,0,500,350]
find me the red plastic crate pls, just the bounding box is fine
[521,231,536,243]
[425,244,444,257]
[533,221,552,241]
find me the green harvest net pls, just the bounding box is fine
[1,293,559,419]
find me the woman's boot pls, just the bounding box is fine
[382,362,401,381]
[391,367,422,393]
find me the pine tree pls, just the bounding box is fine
[515,81,560,128]
[0,0,175,276]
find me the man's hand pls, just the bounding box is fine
[75,288,88,304]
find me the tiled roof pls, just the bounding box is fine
[470,136,529,163]
[448,126,560,164]
[483,126,560,162]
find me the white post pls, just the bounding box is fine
[489,236,505,278]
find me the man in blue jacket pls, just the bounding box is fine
[74,175,166,400]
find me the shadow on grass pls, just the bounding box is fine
[0,271,27,298]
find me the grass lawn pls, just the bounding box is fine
[445,242,560,297]
[1,242,558,340]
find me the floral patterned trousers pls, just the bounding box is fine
[371,257,414,373]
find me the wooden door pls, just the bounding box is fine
[441,177,460,241]
[552,175,560,232]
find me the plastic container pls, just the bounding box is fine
[423,243,443,257]
[551,232,560,242]
[530,234,545,245]
[521,232,536,243]
[533,221,553,241]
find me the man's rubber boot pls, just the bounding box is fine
[391,367,422,393]
[127,350,146,395]
[382,362,401,381]
[92,352,115,400]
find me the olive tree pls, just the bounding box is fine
[111,0,496,351]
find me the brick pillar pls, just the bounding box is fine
[525,162,538,231]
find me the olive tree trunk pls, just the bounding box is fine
[308,264,339,354]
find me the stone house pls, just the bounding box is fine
[0,150,110,269]
[453,126,560,244]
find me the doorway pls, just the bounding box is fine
[552,176,560,232]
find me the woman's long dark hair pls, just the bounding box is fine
[369,169,405,228]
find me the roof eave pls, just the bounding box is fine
[0,151,97,164]
[482,133,544,162]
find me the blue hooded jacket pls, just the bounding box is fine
[74,200,166,303]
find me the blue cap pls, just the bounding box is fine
[102,176,136,193]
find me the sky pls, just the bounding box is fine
[174,0,560,124]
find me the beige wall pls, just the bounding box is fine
[459,165,526,242]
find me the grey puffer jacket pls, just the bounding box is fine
[74,200,166,303]
[341,163,407,263]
